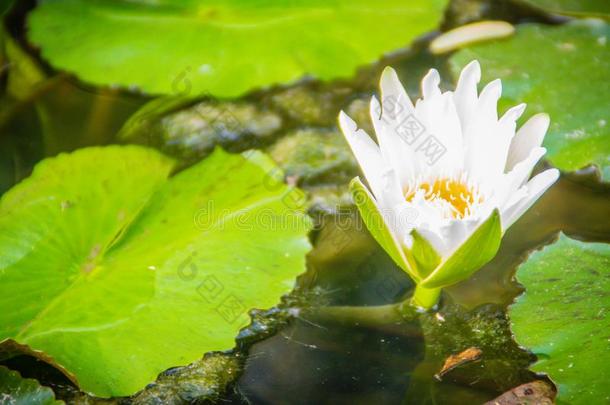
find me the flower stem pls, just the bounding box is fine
[411,285,442,310]
[301,301,419,327]
[297,287,441,328]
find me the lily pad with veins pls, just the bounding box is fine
[0,146,311,397]
[27,0,448,97]
[509,234,610,404]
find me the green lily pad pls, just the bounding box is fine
[0,366,62,405]
[0,146,311,397]
[27,0,448,98]
[516,0,610,18]
[509,234,610,404]
[450,20,610,181]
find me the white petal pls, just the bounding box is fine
[506,113,550,171]
[408,193,446,230]
[499,103,526,125]
[463,80,518,186]
[414,71,464,177]
[421,69,441,99]
[463,120,502,186]
[385,201,419,242]
[454,60,481,129]
[440,220,468,256]
[494,147,547,207]
[501,168,560,229]
[508,147,547,188]
[370,96,416,187]
[379,66,415,110]
[339,111,392,200]
[379,167,408,209]
[415,217,482,259]
[478,79,502,121]
[487,103,528,178]
[374,67,426,186]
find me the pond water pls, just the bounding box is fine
[1,0,609,404]
[236,173,610,404]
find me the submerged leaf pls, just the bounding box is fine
[450,20,610,180]
[0,366,61,405]
[268,129,358,187]
[120,98,283,163]
[0,146,311,397]
[510,234,610,404]
[27,0,448,97]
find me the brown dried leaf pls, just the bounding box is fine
[484,380,556,405]
[434,347,482,380]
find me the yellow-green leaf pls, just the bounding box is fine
[0,146,311,397]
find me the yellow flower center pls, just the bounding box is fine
[405,178,480,219]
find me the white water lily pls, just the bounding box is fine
[339,60,559,308]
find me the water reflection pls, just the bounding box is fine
[239,317,424,404]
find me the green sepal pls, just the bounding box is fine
[349,177,420,282]
[410,229,442,280]
[420,209,502,288]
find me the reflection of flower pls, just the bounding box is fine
[339,61,559,309]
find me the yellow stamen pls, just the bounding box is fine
[406,178,480,218]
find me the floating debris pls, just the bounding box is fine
[430,21,514,54]
[435,347,483,380]
[484,380,556,405]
